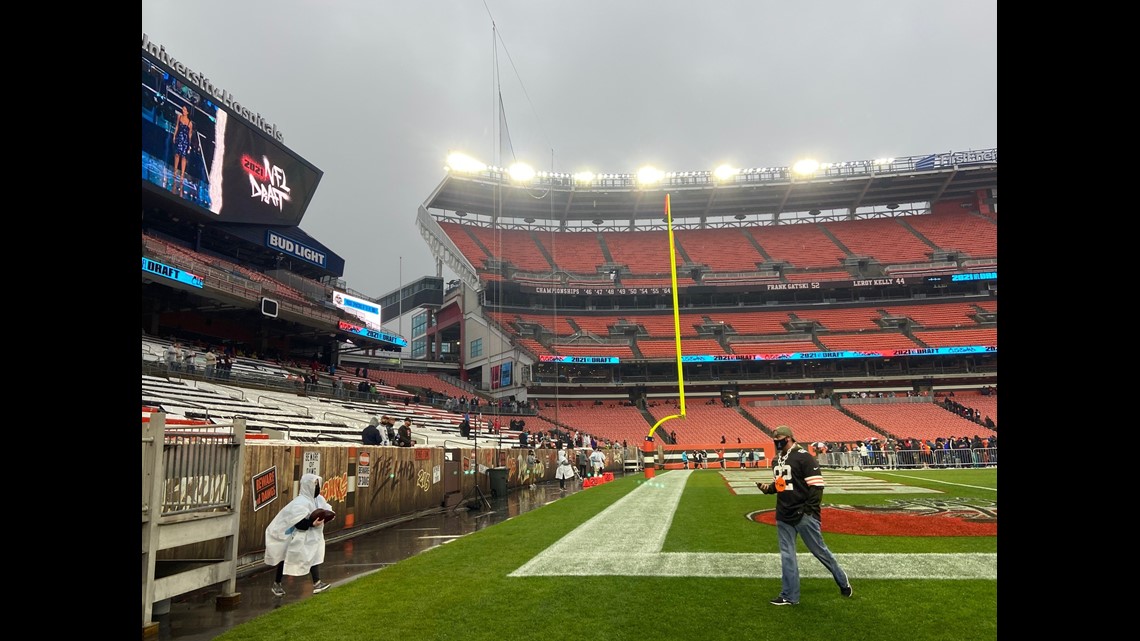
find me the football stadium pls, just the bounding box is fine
[141,33,998,641]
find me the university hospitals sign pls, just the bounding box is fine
[141,33,286,143]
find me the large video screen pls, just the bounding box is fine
[332,290,382,330]
[141,52,322,225]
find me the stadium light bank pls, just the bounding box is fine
[444,150,970,188]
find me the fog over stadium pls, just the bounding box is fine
[140,0,996,304]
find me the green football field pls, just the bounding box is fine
[216,468,997,641]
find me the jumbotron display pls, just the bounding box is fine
[140,51,322,225]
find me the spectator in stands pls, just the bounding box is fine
[203,348,218,378]
[756,426,851,606]
[984,416,995,429]
[182,347,196,374]
[165,342,182,372]
[219,353,232,380]
[518,429,528,448]
[383,417,398,445]
[264,473,333,596]
[458,415,471,438]
[970,435,984,468]
[857,442,869,470]
[671,430,678,443]
[398,418,413,447]
[361,417,382,446]
[721,435,727,444]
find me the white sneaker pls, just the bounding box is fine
[312,580,331,594]
[270,582,285,597]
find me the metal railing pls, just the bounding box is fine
[153,423,246,517]
[256,394,311,417]
[818,447,997,470]
[143,414,246,631]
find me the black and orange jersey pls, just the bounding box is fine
[768,443,825,524]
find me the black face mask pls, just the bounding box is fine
[773,438,789,452]
[313,481,321,498]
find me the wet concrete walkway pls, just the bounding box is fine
[152,480,588,640]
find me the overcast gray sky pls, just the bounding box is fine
[141,0,996,304]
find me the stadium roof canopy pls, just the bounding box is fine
[422,149,997,227]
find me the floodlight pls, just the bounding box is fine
[446,152,487,173]
[574,171,595,183]
[509,162,535,182]
[637,166,663,185]
[714,165,740,181]
[792,159,819,176]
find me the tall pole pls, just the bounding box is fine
[398,256,403,362]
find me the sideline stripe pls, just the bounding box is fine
[510,470,995,580]
[877,472,997,491]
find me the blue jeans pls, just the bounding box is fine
[776,513,849,603]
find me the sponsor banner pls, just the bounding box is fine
[539,355,620,364]
[338,320,408,347]
[142,257,204,288]
[267,230,327,268]
[915,149,997,170]
[252,467,278,512]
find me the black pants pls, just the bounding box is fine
[275,561,320,583]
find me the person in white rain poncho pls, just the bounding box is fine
[589,449,606,476]
[555,448,577,491]
[263,473,333,596]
